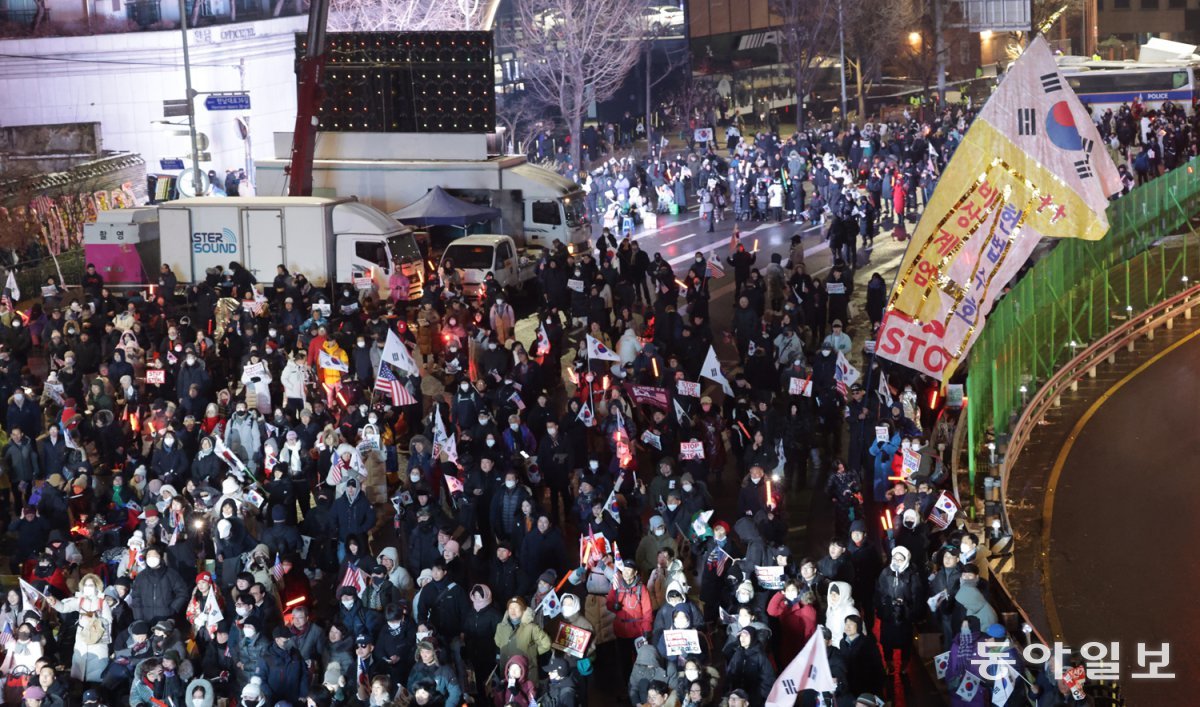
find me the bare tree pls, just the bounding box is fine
[328,0,483,31]
[496,92,549,155]
[770,0,837,131]
[516,0,646,168]
[844,0,915,119]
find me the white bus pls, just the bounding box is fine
[1057,59,1198,116]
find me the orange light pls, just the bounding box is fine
[766,478,774,509]
[737,421,751,440]
[129,411,140,433]
[285,595,307,607]
[651,358,659,379]
[602,376,610,391]
[930,390,939,408]
[753,238,759,252]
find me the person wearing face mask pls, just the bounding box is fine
[151,432,189,487]
[874,545,925,674]
[868,422,902,504]
[449,378,481,430]
[536,421,575,525]
[176,346,213,402]
[129,548,188,625]
[895,507,929,563]
[635,516,678,580]
[736,465,771,518]
[46,573,112,682]
[223,403,262,468]
[331,478,377,563]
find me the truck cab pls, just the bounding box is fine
[439,234,540,296]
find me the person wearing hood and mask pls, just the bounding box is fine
[492,654,536,707]
[636,515,678,580]
[47,573,112,681]
[462,585,501,703]
[824,580,860,646]
[725,626,776,706]
[185,678,216,707]
[766,581,817,668]
[191,436,223,489]
[376,547,415,599]
[651,580,703,645]
[874,545,926,674]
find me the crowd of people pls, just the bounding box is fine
[2,91,1185,707]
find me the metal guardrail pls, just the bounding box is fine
[950,281,1200,705]
[1002,282,1200,481]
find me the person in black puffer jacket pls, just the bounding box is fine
[130,547,189,624]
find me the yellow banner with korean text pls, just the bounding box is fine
[878,37,1120,383]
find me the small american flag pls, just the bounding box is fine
[706,256,725,279]
[271,553,285,582]
[340,564,367,594]
[375,361,416,405]
[0,621,12,647]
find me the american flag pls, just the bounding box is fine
[340,564,367,594]
[271,553,285,582]
[375,361,417,405]
[705,545,733,576]
[706,256,725,279]
[927,491,960,530]
[0,622,12,647]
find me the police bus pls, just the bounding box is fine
[1057,58,1199,116]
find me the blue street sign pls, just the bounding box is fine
[160,158,185,170]
[205,94,251,111]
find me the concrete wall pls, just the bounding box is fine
[0,14,306,192]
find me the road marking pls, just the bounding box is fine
[667,229,831,267]
[1041,326,1200,641]
[633,215,700,241]
[661,231,702,247]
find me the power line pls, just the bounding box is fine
[0,51,238,69]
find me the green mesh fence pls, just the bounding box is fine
[966,156,1200,487]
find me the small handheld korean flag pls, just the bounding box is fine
[991,667,1016,706]
[319,350,349,373]
[934,650,950,680]
[587,334,621,362]
[382,330,420,377]
[576,401,595,428]
[700,346,733,395]
[535,323,552,357]
[538,589,562,619]
[765,630,837,706]
[956,672,981,701]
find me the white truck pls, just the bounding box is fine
[254,132,591,251]
[439,234,543,296]
[146,196,422,298]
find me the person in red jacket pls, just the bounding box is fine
[766,581,818,667]
[607,561,653,685]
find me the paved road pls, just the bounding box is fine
[1048,328,1200,702]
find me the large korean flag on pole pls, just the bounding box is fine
[877,37,1121,383]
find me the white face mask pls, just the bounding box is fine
[236,606,251,617]
[368,415,378,424]
[145,556,161,569]
[243,627,256,639]
[341,598,355,609]
[505,480,517,490]
[685,669,699,681]
[164,437,174,447]
[666,502,679,512]
[510,424,519,431]
[961,543,972,555]
[562,601,579,619]
[186,355,196,365]
[460,383,469,391]
[682,483,693,493]
[589,461,599,470]
[654,528,665,537]
[410,472,421,483]
[12,394,23,404]
[751,476,761,485]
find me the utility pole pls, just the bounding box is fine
[838,0,848,121]
[177,0,204,196]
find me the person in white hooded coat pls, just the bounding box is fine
[280,354,308,412]
[824,580,860,646]
[376,547,415,599]
[49,573,112,681]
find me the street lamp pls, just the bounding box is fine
[908,31,921,46]
[838,0,848,121]
[177,0,203,197]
